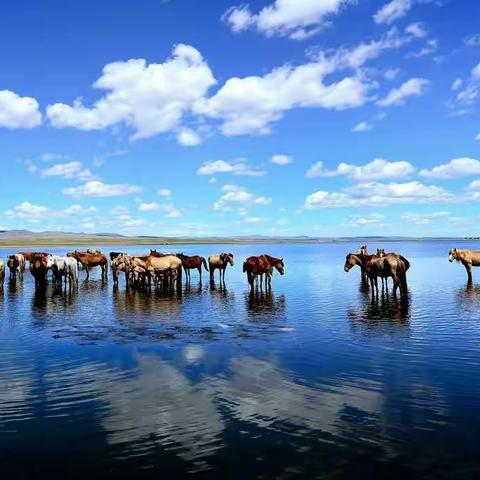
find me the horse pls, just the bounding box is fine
[30,253,49,289]
[209,253,234,284]
[0,260,4,289]
[7,254,25,279]
[109,251,124,262]
[243,255,285,290]
[47,255,78,288]
[67,251,108,280]
[145,255,182,292]
[344,253,409,298]
[18,252,49,267]
[177,253,209,283]
[449,248,480,283]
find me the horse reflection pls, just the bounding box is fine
[456,282,480,312]
[113,289,182,321]
[31,285,78,319]
[348,292,410,336]
[246,290,286,319]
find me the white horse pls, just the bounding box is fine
[47,255,79,288]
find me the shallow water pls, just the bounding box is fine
[0,242,479,479]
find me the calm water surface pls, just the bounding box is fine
[1,242,479,479]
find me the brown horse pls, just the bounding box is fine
[0,260,4,288]
[109,251,124,262]
[177,253,209,282]
[344,253,409,298]
[243,254,285,290]
[30,253,49,288]
[67,251,108,280]
[449,248,480,283]
[209,253,234,284]
[19,252,49,266]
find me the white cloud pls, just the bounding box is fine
[138,202,160,212]
[271,154,292,165]
[40,161,93,180]
[373,0,412,25]
[139,201,183,218]
[176,128,202,146]
[197,159,265,176]
[450,62,480,111]
[451,78,463,91]
[306,158,415,180]
[346,213,385,226]
[62,180,141,198]
[405,22,426,38]
[419,157,480,179]
[222,0,352,40]
[213,185,272,211]
[464,34,480,47]
[157,188,172,198]
[5,202,97,222]
[377,78,429,107]
[407,39,438,59]
[0,90,42,128]
[304,181,454,208]
[351,121,372,132]
[46,44,216,142]
[383,68,400,80]
[476,133,480,141]
[401,211,450,225]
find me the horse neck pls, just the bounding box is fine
[264,254,280,266]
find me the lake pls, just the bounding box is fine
[0,241,479,479]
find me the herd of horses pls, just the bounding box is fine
[0,246,478,297]
[0,249,285,293]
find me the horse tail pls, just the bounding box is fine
[202,257,209,272]
[399,255,410,271]
[243,261,247,273]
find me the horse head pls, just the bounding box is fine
[449,248,458,262]
[344,253,359,272]
[376,248,386,257]
[274,258,285,275]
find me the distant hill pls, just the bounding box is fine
[0,229,476,247]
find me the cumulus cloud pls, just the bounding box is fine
[271,154,292,165]
[405,22,426,38]
[0,90,42,128]
[419,157,480,179]
[222,0,352,40]
[62,180,141,198]
[377,78,429,107]
[197,160,265,176]
[5,202,97,222]
[304,181,455,208]
[40,161,93,180]
[46,44,216,142]
[306,158,415,180]
[176,128,203,146]
[213,185,272,211]
[449,62,480,111]
[345,213,385,226]
[138,201,183,217]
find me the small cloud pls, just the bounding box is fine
[270,154,292,165]
[62,181,141,198]
[157,188,172,198]
[352,121,372,132]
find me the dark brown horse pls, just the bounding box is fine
[344,253,409,298]
[177,253,209,282]
[109,251,124,262]
[67,251,108,280]
[30,253,49,288]
[243,254,285,290]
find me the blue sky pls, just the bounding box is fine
[1,0,479,237]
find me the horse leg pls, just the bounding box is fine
[198,267,202,282]
[465,263,473,283]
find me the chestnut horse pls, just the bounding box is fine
[67,251,108,280]
[177,253,209,282]
[30,253,49,288]
[209,253,234,284]
[7,254,25,279]
[243,254,285,290]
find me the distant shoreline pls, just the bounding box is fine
[0,234,478,248]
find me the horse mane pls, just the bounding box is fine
[264,254,282,264]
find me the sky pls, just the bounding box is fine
[1,0,480,238]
